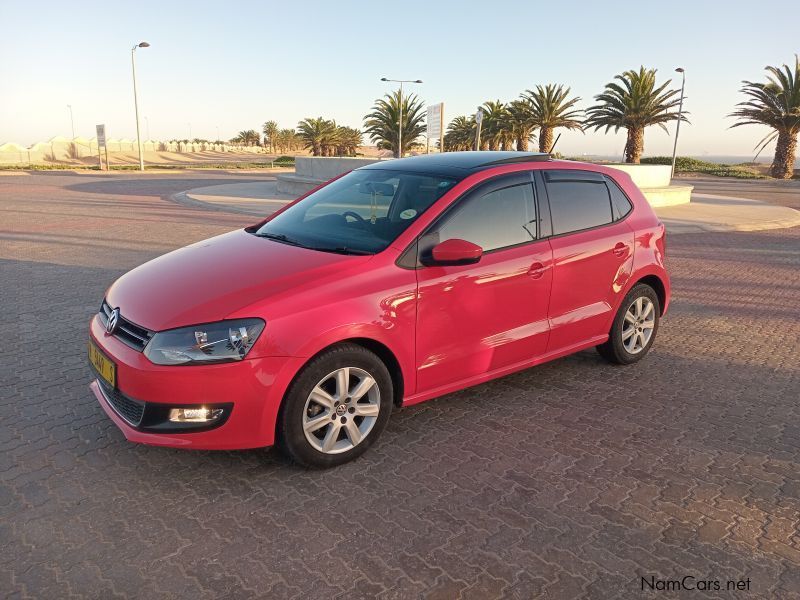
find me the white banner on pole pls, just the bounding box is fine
[96,124,107,147]
[426,103,444,138]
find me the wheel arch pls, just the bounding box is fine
[633,274,667,316]
[342,337,405,407]
[285,336,406,410]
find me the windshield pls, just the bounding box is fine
[254,168,458,254]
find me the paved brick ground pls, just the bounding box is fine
[2,172,800,599]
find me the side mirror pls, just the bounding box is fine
[426,238,483,266]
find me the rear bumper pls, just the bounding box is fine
[89,315,305,450]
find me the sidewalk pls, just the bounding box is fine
[179,181,800,234]
[658,193,800,233]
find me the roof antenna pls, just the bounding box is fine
[548,133,561,155]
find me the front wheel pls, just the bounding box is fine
[597,284,660,365]
[277,344,393,468]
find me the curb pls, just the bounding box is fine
[659,193,800,234]
[663,217,800,234]
[168,191,267,217]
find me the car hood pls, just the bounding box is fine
[106,228,372,331]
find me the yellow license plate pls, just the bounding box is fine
[89,340,116,388]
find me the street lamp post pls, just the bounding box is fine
[131,41,150,171]
[380,77,423,158]
[67,105,75,139]
[670,67,686,179]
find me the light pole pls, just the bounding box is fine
[131,41,150,171]
[380,77,423,158]
[67,105,75,139]
[670,67,686,179]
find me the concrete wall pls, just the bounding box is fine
[277,157,386,195]
[0,136,266,165]
[295,156,382,180]
[604,164,672,188]
[605,164,691,206]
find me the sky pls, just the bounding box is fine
[1,0,798,158]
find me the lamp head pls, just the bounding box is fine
[675,67,684,73]
[414,79,423,83]
[380,77,388,81]
[138,41,150,48]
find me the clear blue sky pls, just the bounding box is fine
[1,0,797,158]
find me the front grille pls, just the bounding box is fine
[99,300,154,351]
[97,378,146,427]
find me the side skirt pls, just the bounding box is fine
[401,334,609,407]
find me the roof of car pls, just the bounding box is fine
[358,151,551,178]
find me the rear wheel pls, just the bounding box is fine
[597,284,660,365]
[277,344,393,468]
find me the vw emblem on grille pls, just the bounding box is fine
[106,308,121,334]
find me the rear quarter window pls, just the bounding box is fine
[605,176,633,220]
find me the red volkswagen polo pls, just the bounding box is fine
[88,152,669,467]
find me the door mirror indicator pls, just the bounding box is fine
[425,239,483,266]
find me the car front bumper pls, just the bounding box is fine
[89,315,305,450]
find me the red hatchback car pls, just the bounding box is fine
[88,152,669,467]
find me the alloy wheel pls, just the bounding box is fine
[302,367,380,454]
[622,296,656,355]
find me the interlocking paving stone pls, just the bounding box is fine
[1,172,799,598]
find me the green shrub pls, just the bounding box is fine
[641,156,767,179]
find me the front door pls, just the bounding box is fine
[414,174,553,393]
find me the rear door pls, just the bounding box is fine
[541,170,635,353]
[414,172,553,393]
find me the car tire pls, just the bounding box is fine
[277,344,393,468]
[596,283,661,365]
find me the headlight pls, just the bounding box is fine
[144,318,265,365]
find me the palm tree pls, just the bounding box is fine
[297,118,337,156]
[363,90,426,157]
[730,56,800,179]
[521,84,582,153]
[231,130,260,146]
[444,116,477,151]
[506,100,537,151]
[273,128,301,154]
[335,127,362,157]
[262,120,279,152]
[585,67,686,163]
[480,101,511,151]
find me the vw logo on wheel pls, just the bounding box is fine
[106,308,121,334]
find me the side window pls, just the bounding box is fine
[545,172,613,235]
[436,183,536,251]
[605,176,633,220]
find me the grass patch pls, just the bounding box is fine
[640,156,768,179]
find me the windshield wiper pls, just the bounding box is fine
[308,245,374,256]
[254,232,306,247]
[254,232,371,255]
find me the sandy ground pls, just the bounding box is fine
[0,145,388,168]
